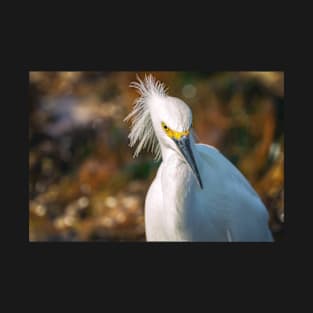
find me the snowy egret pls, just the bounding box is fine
[124,75,273,242]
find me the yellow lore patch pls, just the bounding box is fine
[161,121,189,140]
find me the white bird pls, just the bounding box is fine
[124,74,273,242]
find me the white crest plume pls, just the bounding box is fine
[124,74,168,161]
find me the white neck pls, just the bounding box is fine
[159,137,200,193]
[160,144,177,163]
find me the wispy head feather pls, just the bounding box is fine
[124,74,168,161]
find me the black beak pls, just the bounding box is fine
[173,136,203,189]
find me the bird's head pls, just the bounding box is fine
[124,74,203,189]
[149,95,203,189]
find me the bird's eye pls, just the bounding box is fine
[162,122,168,130]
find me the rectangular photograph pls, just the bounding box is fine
[29,71,284,242]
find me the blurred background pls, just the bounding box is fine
[29,71,284,242]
